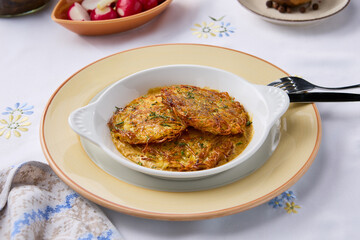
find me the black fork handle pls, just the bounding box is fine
[289,92,360,102]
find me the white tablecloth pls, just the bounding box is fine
[1,0,360,239]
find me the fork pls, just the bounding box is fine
[268,76,360,94]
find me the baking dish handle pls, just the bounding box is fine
[256,85,290,128]
[68,103,100,146]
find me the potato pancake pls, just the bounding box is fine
[108,92,187,144]
[161,85,249,135]
[111,124,253,171]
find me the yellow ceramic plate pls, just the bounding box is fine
[238,0,350,25]
[40,44,321,221]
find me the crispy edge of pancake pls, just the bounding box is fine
[161,85,249,135]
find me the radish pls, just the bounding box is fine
[97,0,117,10]
[81,0,101,11]
[68,2,91,21]
[116,0,143,17]
[90,6,118,20]
[139,0,158,11]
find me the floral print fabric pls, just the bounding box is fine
[191,16,235,38]
[0,103,33,139]
[268,190,301,213]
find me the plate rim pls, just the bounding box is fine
[237,0,351,24]
[40,43,322,221]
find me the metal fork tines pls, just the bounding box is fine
[268,76,360,94]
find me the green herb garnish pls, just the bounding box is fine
[116,121,124,126]
[115,106,123,111]
[149,112,169,120]
[186,92,195,99]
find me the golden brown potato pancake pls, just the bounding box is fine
[161,85,249,135]
[108,92,187,145]
[111,126,252,171]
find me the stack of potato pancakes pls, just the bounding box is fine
[108,85,253,171]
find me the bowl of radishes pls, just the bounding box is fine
[51,0,172,35]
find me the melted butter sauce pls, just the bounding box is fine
[218,123,253,166]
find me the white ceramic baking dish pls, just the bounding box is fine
[68,64,289,180]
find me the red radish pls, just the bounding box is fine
[81,0,101,11]
[90,6,118,20]
[139,0,158,10]
[116,0,143,17]
[68,2,91,21]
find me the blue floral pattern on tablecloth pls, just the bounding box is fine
[218,21,235,37]
[0,103,33,139]
[268,190,301,213]
[191,16,235,38]
[2,103,34,115]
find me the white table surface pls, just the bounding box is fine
[1,0,360,239]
